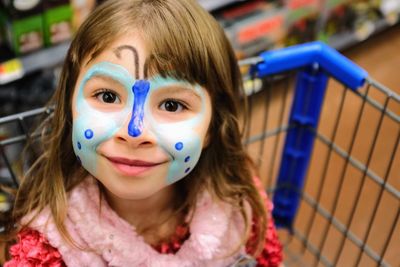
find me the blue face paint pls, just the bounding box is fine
[175,142,184,151]
[128,80,150,137]
[85,129,94,139]
[73,61,209,186]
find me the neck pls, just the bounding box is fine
[102,184,179,237]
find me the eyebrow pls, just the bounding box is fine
[159,86,202,101]
[90,74,120,83]
[86,75,125,93]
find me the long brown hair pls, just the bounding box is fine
[4,0,267,257]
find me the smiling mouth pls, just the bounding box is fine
[106,156,165,176]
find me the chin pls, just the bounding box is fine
[106,182,166,201]
[116,190,159,201]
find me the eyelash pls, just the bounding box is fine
[93,88,121,103]
[91,89,189,112]
[159,98,189,112]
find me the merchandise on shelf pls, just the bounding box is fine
[0,0,45,55]
[319,0,400,45]
[215,0,286,57]
[318,0,355,42]
[42,0,73,46]
[284,0,322,46]
[351,0,382,41]
[0,58,24,84]
[378,0,400,24]
[350,0,400,39]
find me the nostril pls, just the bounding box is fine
[140,141,153,146]
[117,136,126,141]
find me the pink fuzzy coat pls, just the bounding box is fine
[15,177,255,266]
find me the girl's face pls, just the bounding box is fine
[71,34,212,200]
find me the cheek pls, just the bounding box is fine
[154,123,203,184]
[72,102,129,175]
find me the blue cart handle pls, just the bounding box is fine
[254,41,368,90]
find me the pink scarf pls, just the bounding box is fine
[24,177,248,266]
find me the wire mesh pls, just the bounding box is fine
[0,107,53,188]
[244,72,399,267]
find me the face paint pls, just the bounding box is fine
[73,62,135,176]
[128,80,150,137]
[73,61,208,185]
[146,76,206,184]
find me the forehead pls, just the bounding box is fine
[82,33,148,79]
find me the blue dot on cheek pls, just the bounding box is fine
[84,129,94,139]
[77,142,81,150]
[175,142,183,151]
[185,167,190,173]
[77,156,81,164]
[184,156,190,163]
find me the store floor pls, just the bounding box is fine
[343,25,400,93]
[247,25,400,266]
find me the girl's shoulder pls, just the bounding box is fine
[4,228,66,267]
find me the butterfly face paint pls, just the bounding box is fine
[72,61,209,185]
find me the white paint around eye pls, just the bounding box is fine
[73,62,210,185]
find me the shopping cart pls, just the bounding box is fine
[0,42,399,266]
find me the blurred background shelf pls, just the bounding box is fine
[1,21,397,86]
[0,42,69,85]
[1,0,399,91]
[328,18,394,51]
[198,0,244,11]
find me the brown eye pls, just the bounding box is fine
[160,100,185,112]
[102,92,117,103]
[94,90,121,104]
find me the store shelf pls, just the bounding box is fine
[198,0,244,11]
[0,6,396,86]
[329,19,392,51]
[0,42,70,85]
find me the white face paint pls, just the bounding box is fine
[72,59,212,199]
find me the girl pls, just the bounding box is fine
[3,0,282,266]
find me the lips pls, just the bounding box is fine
[106,156,164,176]
[107,157,160,166]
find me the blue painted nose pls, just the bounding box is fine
[128,80,150,137]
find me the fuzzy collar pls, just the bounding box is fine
[25,177,247,266]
